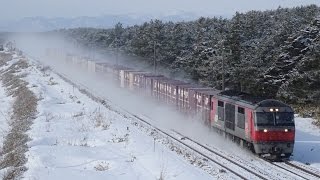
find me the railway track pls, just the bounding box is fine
[267,160,320,180]
[28,54,320,180]
[285,161,320,179]
[172,129,320,180]
[170,130,273,180]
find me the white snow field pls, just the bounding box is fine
[14,55,221,179]
[0,49,320,179]
[293,116,320,169]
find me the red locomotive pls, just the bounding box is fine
[211,91,295,158]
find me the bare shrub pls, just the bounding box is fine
[39,65,51,73]
[126,155,136,163]
[80,136,89,147]
[73,112,85,118]
[94,162,110,171]
[45,124,51,132]
[295,105,320,127]
[48,77,58,86]
[90,110,110,130]
[313,112,320,127]
[77,122,90,132]
[44,112,55,122]
[17,72,29,79]
[111,134,129,143]
[38,92,44,101]
[2,166,27,180]
[66,135,89,147]
[69,95,78,101]
[0,53,12,67]
[14,60,29,70]
[158,163,167,180]
[159,171,165,180]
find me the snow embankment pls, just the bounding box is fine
[0,53,13,153]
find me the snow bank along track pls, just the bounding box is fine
[28,55,320,180]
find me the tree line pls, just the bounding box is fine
[58,5,320,105]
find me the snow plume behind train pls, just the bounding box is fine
[10,33,249,157]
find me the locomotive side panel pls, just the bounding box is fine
[245,108,254,141]
[232,106,248,141]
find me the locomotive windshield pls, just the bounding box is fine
[256,112,294,126]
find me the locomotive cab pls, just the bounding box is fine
[251,100,295,158]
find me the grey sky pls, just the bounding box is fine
[1,0,319,21]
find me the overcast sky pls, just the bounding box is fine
[1,0,319,21]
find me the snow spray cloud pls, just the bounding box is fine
[10,32,249,157]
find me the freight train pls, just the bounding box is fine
[48,50,295,159]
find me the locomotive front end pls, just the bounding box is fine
[251,100,295,158]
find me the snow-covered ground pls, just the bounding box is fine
[16,56,218,179]
[293,116,320,169]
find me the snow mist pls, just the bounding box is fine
[11,33,251,157]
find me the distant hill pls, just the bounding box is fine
[0,12,227,32]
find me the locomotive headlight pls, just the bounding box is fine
[270,108,274,112]
[263,129,268,133]
[275,108,279,112]
[284,129,288,132]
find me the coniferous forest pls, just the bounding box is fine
[58,5,320,109]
